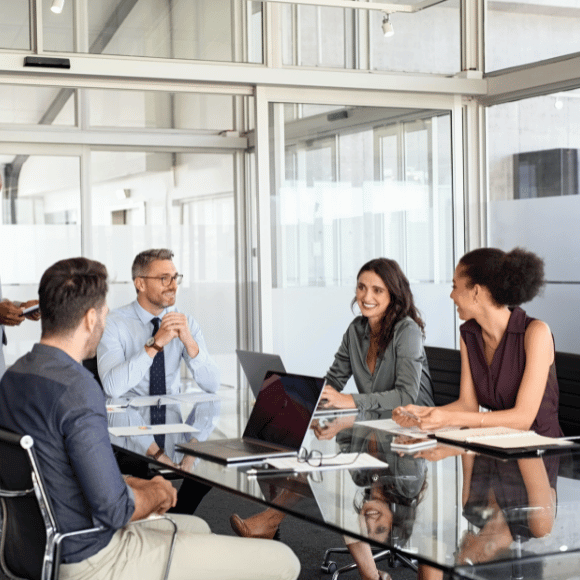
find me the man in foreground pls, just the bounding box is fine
[0,257,300,580]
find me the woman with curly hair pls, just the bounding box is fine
[394,246,562,437]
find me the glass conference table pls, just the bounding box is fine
[109,386,580,580]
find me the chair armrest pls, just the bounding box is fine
[126,514,178,580]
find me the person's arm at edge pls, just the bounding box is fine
[0,299,25,326]
[97,316,154,398]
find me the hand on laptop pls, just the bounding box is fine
[320,384,356,409]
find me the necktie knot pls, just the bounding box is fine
[151,317,161,336]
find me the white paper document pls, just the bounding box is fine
[106,406,128,414]
[261,453,388,473]
[126,392,220,407]
[108,424,199,437]
[435,426,573,452]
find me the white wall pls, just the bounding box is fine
[489,196,580,353]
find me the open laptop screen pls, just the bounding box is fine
[243,371,324,450]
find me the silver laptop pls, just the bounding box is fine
[236,349,287,398]
[236,349,359,418]
[178,371,325,464]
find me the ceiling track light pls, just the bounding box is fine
[382,12,394,38]
[51,0,65,14]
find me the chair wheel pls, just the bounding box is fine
[321,561,338,574]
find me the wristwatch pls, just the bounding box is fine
[145,337,163,352]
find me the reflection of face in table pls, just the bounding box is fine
[337,426,428,548]
[357,487,394,543]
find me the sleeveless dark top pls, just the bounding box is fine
[460,306,562,437]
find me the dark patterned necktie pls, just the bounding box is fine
[149,317,166,450]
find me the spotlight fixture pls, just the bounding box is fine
[51,0,65,14]
[382,12,394,37]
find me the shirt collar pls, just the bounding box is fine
[505,306,527,334]
[32,343,83,368]
[132,299,174,326]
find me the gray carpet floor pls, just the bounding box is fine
[196,488,418,580]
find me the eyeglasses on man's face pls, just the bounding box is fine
[140,273,183,287]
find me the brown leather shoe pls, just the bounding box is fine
[230,513,279,539]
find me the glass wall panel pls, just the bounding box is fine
[43,0,262,64]
[0,0,30,50]
[370,3,460,74]
[280,1,459,74]
[487,88,580,353]
[0,153,81,365]
[0,85,75,126]
[268,103,455,382]
[90,150,237,386]
[281,4,354,68]
[88,89,233,130]
[487,1,580,72]
[42,0,74,52]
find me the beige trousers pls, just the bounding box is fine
[59,514,300,580]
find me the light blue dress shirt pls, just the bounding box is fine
[97,300,220,457]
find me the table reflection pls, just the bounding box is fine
[334,423,427,551]
[107,396,220,468]
[108,390,580,579]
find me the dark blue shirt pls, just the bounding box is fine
[0,344,135,563]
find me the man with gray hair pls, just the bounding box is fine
[97,248,219,513]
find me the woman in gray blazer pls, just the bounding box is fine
[320,257,434,413]
[231,259,435,575]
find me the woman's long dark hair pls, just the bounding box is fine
[351,258,425,355]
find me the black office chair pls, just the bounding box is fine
[0,428,177,580]
[82,355,102,388]
[321,546,417,580]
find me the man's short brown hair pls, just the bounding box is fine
[39,258,108,337]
